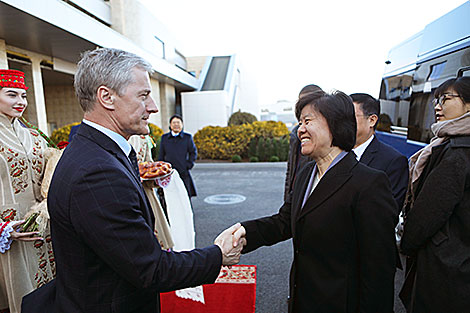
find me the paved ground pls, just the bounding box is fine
[191,162,405,313]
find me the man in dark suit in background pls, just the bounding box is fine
[158,114,198,198]
[22,48,244,313]
[284,84,323,202]
[350,93,409,211]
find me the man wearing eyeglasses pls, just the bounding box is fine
[350,93,409,212]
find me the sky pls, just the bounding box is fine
[139,0,468,109]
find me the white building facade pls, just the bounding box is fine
[0,0,202,134]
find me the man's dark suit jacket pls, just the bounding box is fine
[24,123,222,313]
[284,125,312,202]
[359,135,409,211]
[242,152,397,313]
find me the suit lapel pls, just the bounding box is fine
[78,123,141,186]
[359,135,379,166]
[292,162,315,223]
[77,124,155,225]
[296,152,356,221]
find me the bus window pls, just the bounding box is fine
[379,73,413,131]
[458,66,470,77]
[407,92,435,143]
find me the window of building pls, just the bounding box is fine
[154,36,165,59]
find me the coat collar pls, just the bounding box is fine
[295,152,357,221]
[450,135,470,148]
[358,135,379,165]
[169,131,185,138]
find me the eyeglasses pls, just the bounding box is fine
[432,94,461,107]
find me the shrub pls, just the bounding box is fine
[231,155,242,162]
[269,155,280,162]
[251,121,289,138]
[257,137,267,161]
[152,136,161,161]
[265,138,275,160]
[148,123,164,144]
[194,124,255,159]
[194,121,289,160]
[249,156,259,162]
[228,110,257,126]
[50,122,163,148]
[50,122,81,144]
[279,137,289,161]
[248,137,258,158]
[272,138,279,159]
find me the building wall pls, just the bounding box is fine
[44,85,82,131]
[109,0,179,65]
[182,91,229,135]
[159,82,176,131]
[0,39,7,68]
[186,56,208,79]
[147,77,162,128]
[0,1,198,137]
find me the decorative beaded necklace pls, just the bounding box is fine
[18,116,57,148]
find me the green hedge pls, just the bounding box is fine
[194,121,289,160]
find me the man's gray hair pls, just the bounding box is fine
[74,47,152,112]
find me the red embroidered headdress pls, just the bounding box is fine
[0,69,29,90]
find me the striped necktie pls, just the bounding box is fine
[128,148,140,178]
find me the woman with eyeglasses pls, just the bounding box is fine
[399,76,470,313]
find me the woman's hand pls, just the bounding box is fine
[9,220,43,242]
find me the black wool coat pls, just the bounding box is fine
[158,131,197,197]
[400,136,470,313]
[243,152,397,313]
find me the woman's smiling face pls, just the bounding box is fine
[0,87,28,120]
[297,103,333,160]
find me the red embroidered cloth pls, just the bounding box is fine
[161,265,256,313]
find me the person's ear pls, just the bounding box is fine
[96,86,115,110]
[369,114,379,129]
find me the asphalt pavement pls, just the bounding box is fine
[191,162,406,313]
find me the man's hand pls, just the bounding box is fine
[214,223,247,266]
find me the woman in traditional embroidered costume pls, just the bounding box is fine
[129,134,196,252]
[0,69,56,313]
[128,134,174,250]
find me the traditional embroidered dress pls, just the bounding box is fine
[129,135,174,250]
[0,114,55,313]
[129,135,195,251]
[129,135,201,302]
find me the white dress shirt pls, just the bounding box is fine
[352,134,374,161]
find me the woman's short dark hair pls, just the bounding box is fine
[169,114,183,123]
[434,77,470,104]
[295,90,356,151]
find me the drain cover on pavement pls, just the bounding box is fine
[204,194,246,205]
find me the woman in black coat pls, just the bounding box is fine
[400,77,470,313]
[236,91,397,312]
[158,115,197,197]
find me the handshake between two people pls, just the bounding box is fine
[214,223,247,266]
